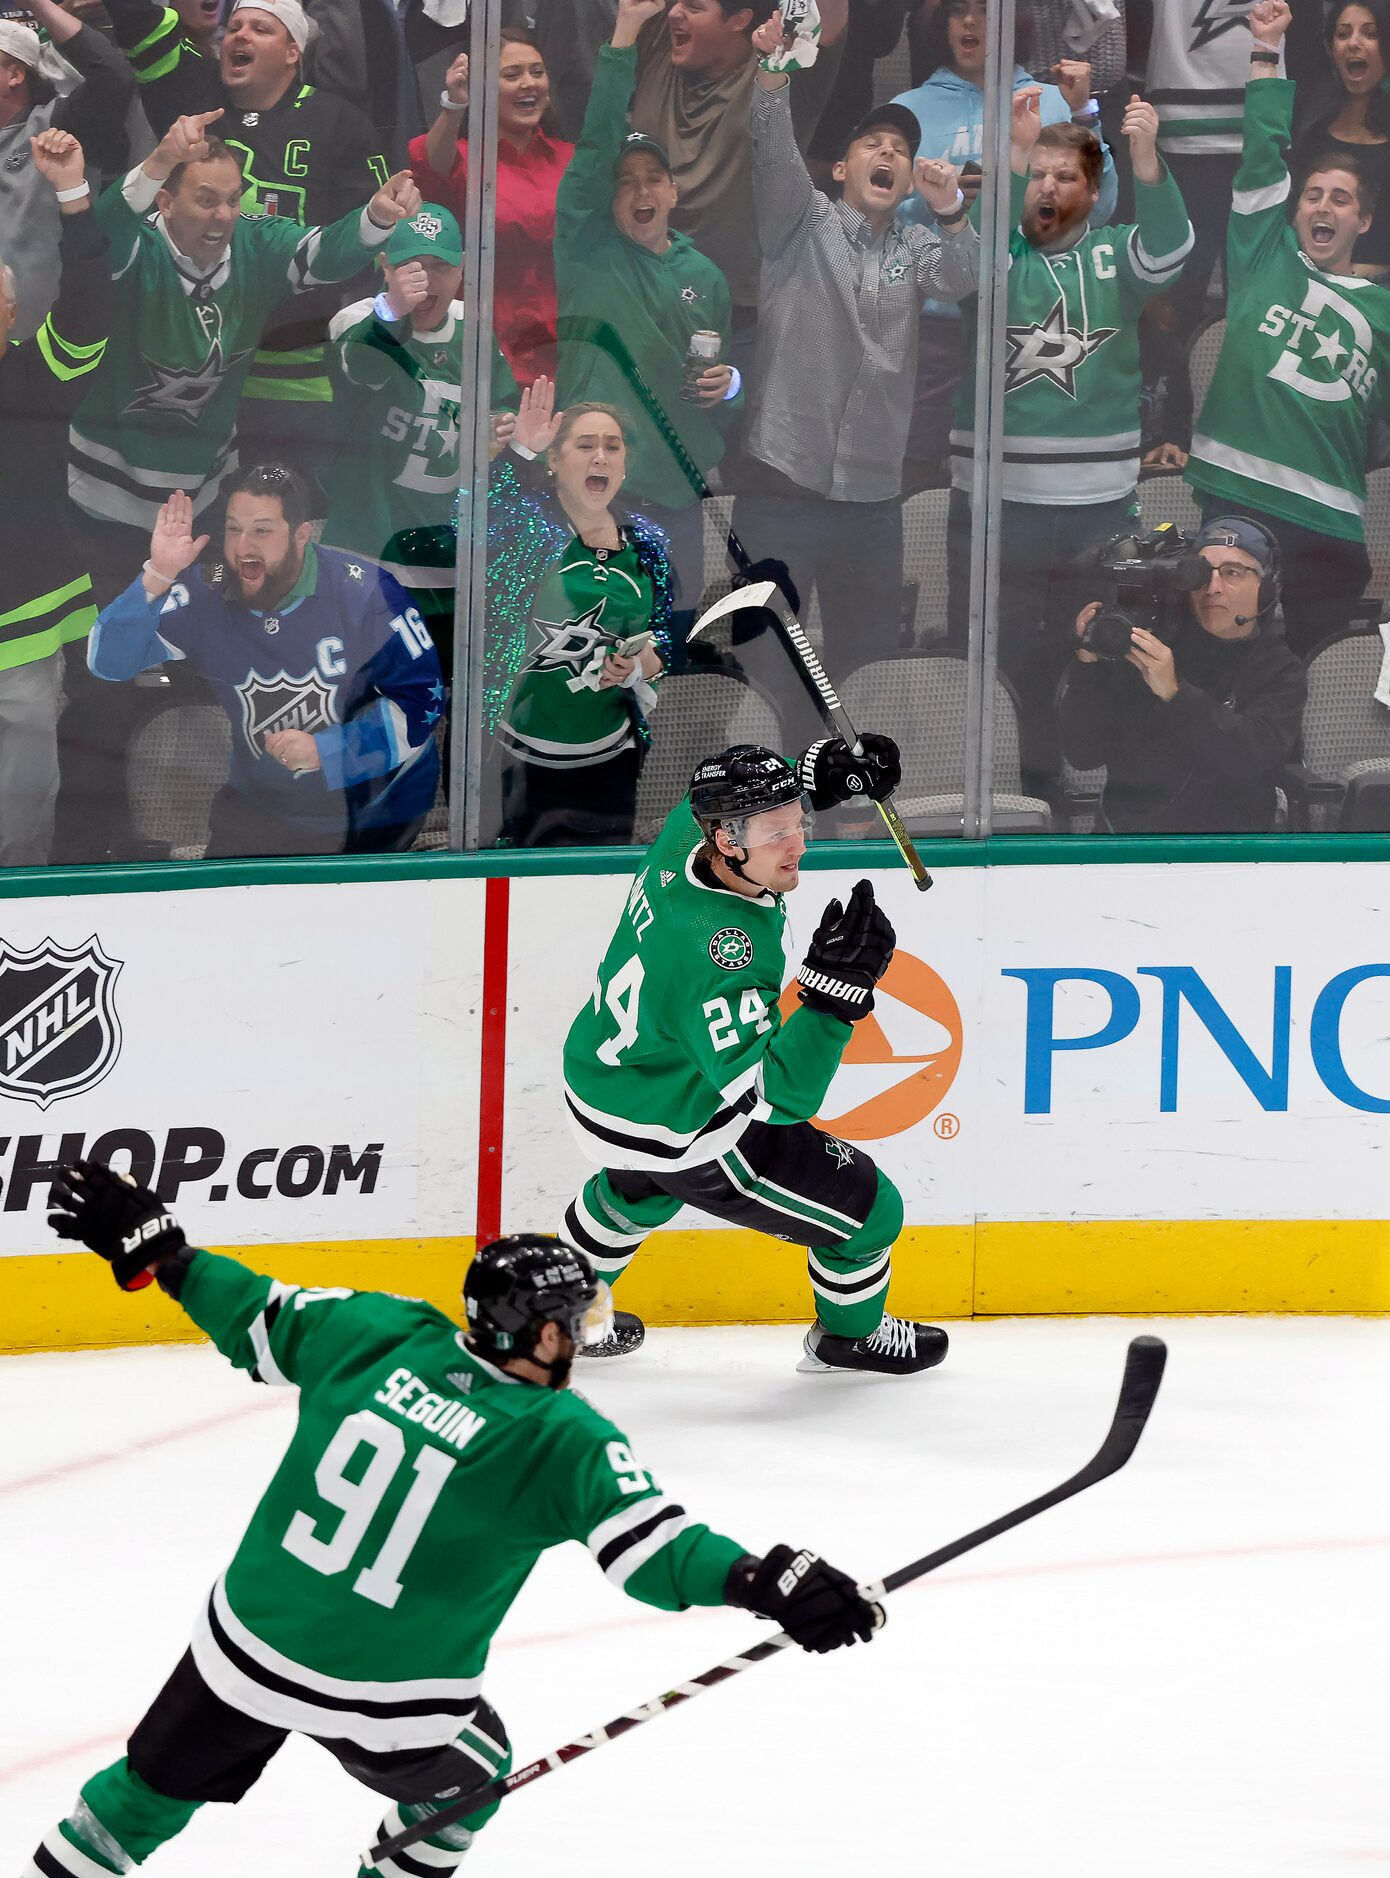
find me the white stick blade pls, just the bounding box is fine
[688,580,779,641]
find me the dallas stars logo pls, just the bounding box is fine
[1003,296,1117,398]
[823,1136,856,1170]
[525,601,608,676]
[709,927,754,971]
[680,284,700,305]
[125,341,252,424]
[1189,0,1257,51]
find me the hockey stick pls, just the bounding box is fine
[362,1335,1166,1868]
[691,582,933,891]
[569,317,934,892]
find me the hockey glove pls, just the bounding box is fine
[797,734,902,810]
[47,1160,187,1292]
[725,1546,882,1653]
[732,556,801,617]
[797,878,896,1023]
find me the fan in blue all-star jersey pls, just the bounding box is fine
[88,461,444,857]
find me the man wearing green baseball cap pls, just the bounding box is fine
[322,203,518,662]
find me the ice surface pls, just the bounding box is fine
[3,1317,1388,1876]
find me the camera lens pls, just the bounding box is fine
[1081,610,1136,661]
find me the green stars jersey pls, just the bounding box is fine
[563,799,852,1171]
[951,166,1194,504]
[322,296,519,600]
[1147,1,1282,158]
[70,173,390,529]
[500,535,660,770]
[1187,77,1390,543]
[171,1249,746,1751]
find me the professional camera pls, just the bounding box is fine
[1081,525,1210,661]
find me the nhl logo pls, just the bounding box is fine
[235,668,339,759]
[0,938,123,1110]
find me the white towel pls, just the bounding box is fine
[1374,621,1390,708]
[1064,0,1120,57]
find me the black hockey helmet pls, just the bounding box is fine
[462,1235,607,1362]
[689,745,802,837]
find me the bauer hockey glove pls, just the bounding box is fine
[797,879,896,1023]
[725,1546,882,1652]
[797,734,902,810]
[47,1160,187,1291]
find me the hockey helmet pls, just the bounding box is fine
[462,1235,611,1360]
[689,745,803,838]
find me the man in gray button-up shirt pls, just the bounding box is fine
[731,4,979,675]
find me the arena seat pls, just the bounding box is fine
[634,672,785,842]
[840,651,1051,833]
[127,703,231,860]
[1284,627,1390,830]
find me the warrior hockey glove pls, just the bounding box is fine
[47,1159,187,1291]
[797,878,896,1023]
[759,0,821,72]
[725,1546,882,1653]
[797,734,902,810]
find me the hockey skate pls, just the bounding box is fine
[797,1315,948,1377]
[577,1310,646,1359]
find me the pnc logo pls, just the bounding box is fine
[779,949,963,1140]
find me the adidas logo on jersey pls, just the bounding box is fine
[660,871,676,887]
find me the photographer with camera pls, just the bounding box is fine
[1058,517,1308,833]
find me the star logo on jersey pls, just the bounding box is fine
[0,937,123,1110]
[680,284,700,304]
[822,1134,856,1170]
[125,341,251,425]
[1003,295,1117,398]
[709,927,755,971]
[525,602,608,676]
[347,564,364,581]
[235,668,340,759]
[883,256,910,284]
[1189,0,1257,51]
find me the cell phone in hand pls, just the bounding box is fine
[612,631,655,658]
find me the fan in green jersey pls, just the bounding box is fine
[23,1161,882,1878]
[562,738,952,1377]
[1185,0,1390,655]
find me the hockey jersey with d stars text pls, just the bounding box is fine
[951,164,1194,504]
[563,798,853,1171]
[89,545,442,838]
[70,168,391,529]
[1187,76,1390,542]
[167,1250,747,1750]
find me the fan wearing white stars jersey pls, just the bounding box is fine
[88,463,444,857]
[1185,0,1390,656]
[945,87,1193,787]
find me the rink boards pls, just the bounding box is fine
[1,854,1388,1350]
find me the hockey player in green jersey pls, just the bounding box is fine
[1186,0,1390,656]
[562,739,951,1377]
[947,86,1195,784]
[23,1161,882,1878]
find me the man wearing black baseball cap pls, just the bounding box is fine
[1060,514,1308,833]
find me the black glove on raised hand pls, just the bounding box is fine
[797,734,902,810]
[47,1160,187,1291]
[797,878,896,1023]
[725,1545,883,1653]
[732,557,800,616]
